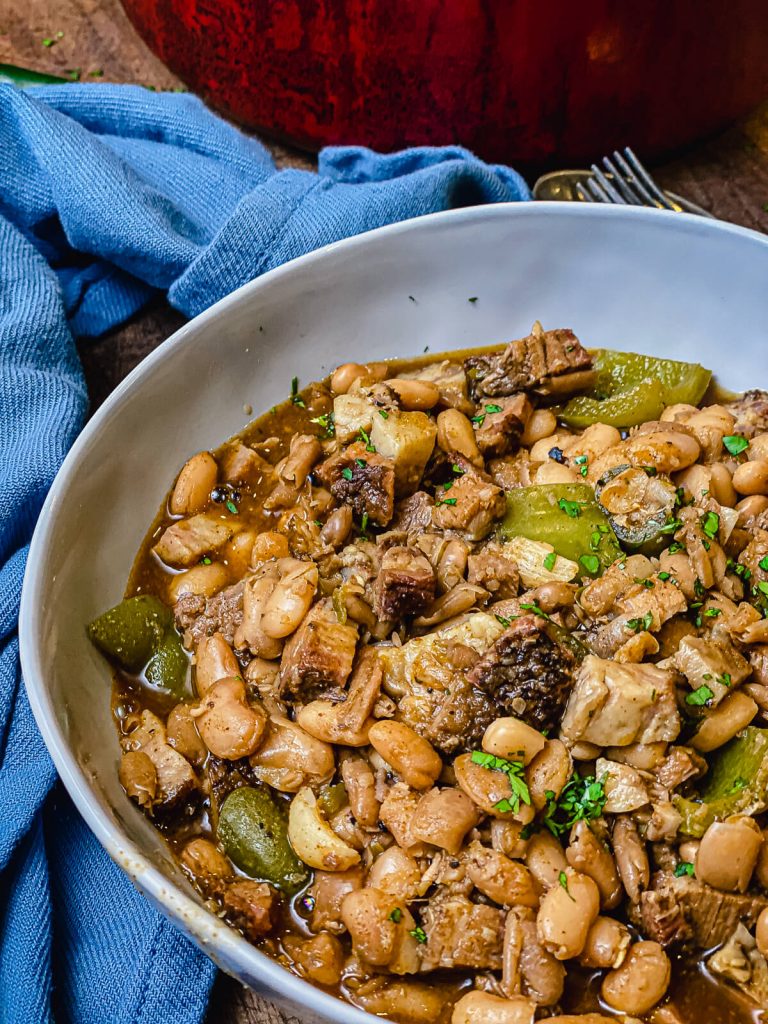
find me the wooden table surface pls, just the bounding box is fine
[3,1,768,1021]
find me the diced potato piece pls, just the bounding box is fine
[333,393,375,443]
[370,410,437,495]
[506,536,578,588]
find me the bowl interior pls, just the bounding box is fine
[20,203,768,1022]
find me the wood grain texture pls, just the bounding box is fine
[2,1,768,1021]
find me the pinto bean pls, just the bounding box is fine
[436,538,469,592]
[757,907,768,958]
[521,409,557,446]
[340,887,419,972]
[250,531,290,565]
[612,816,649,903]
[690,690,758,752]
[413,583,486,627]
[566,820,623,910]
[386,378,440,411]
[579,915,631,969]
[600,941,671,1015]
[119,750,156,808]
[482,717,546,766]
[454,753,535,823]
[491,819,530,860]
[354,980,451,1023]
[733,458,768,496]
[331,362,369,394]
[170,451,218,515]
[736,494,768,521]
[451,991,536,1024]
[180,837,234,884]
[367,846,421,901]
[195,633,240,695]
[436,408,483,466]
[260,558,318,638]
[536,868,600,960]
[368,721,442,790]
[320,506,353,548]
[340,757,380,828]
[168,561,229,603]
[166,703,207,766]
[249,716,334,792]
[235,569,283,659]
[525,831,568,892]
[535,462,579,484]
[465,841,539,908]
[695,817,762,892]
[410,787,480,855]
[511,907,565,1005]
[624,428,700,473]
[709,462,738,507]
[194,677,267,759]
[527,740,572,810]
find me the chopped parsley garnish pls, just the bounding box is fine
[468,296,478,303]
[704,607,721,618]
[341,467,354,481]
[543,774,607,838]
[201,556,212,565]
[388,908,402,923]
[590,531,602,551]
[635,577,655,588]
[379,409,389,419]
[686,685,714,706]
[728,776,748,794]
[520,601,551,621]
[357,426,376,452]
[452,464,466,475]
[471,413,486,426]
[443,479,454,491]
[470,751,531,814]
[225,499,239,515]
[573,454,589,477]
[495,614,515,627]
[760,556,768,572]
[355,458,367,468]
[558,497,584,518]
[757,581,768,598]
[543,551,557,572]
[290,375,306,407]
[437,496,457,506]
[409,926,428,944]
[485,404,502,414]
[558,871,573,896]
[717,672,732,687]
[660,517,682,535]
[625,612,653,633]
[580,554,600,575]
[723,434,749,456]
[674,861,695,878]
[310,411,335,437]
[700,510,720,540]
[360,511,369,537]
[657,571,671,581]
[643,466,658,476]
[668,541,684,554]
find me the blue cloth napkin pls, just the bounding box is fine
[0,83,530,1024]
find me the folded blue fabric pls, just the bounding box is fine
[0,83,530,1024]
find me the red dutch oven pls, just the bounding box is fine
[122,0,768,165]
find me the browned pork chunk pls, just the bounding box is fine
[316,441,396,526]
[121,710,199,820]
[154,513,236,567]
[725,389,768,438]
[373,546,436,619]
[279,598,358,700]
[467,541,520,600]
[473,393,532,458]
[175,579,245,648]
[431,469,505,541]
[221,880,279,941]
[418,895,504,971]
[466,614,577,733]
[465,327,593,398]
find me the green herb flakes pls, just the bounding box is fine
[558,497,583,518]
[626,612,653,633]
[379,409,389,419]
[485,404,502,414]
[760,556,768,572]
[409,926,427,944]
[341,467,354,481]
[389,908,402,923]
[700,511,720,540]
[357,426,376,452]
[674,861,695,877]
[580,554,600,575]
[225,499,238,515]
[470,751,531,814]
[543,551,557,572]
[686,685,714,706]
[723,435,749,456]
[310,411,335,437]
[290,376,305,407]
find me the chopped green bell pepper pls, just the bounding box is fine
[499,484,622,576]
[559,350,712,429]
[87,594,188,697]
[674,726,768,837]
[595,464,678,554]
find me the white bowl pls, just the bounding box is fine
[20,202,768,1023]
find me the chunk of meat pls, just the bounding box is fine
[636,871,768,948]
[709,923,768,1008]
[725,389,768,439]
[174,580,244,649]
[561,655,680,747]
[418,895,504,971]
[424,673,496,755]
[488,451,537,490]
[473,394,532,458]
[654,746,706,791]
[219,443,274,487]
[315,441,395,526]
[121,710,199,820]
[369,409,437,497]
[308,867,365,934]
[373,546,436,619]
[431,468,505,541]
[390,491,434,534]
[154,513,236,567]
[667,634,750,707]
[278,598,358,701]
[587,576,688,659]
[378,782,425,852]
[467,541,520,600]
[465,327,593,398]
[466,614,577,733]
[221,880,279,941]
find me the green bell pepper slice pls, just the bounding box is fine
[499,484,622,576]
[674,726,768,837]
[559,349,712,429]
[87,594,188,697]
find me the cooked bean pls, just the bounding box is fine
[340,756,380,828]
[166,703,207,766]
[368,721,442,790]
[525,831,568,892]
[168,561,229,603]
[250,531,290,565]
[674,463,713,503]
[119,750,156,808]
[320,505,353,548]
[535,462,579,485]
[536,868,600,959]
[527,581,577,613]
[367,846,421,900]
[436,408,483,465]
[410,787,479,855]
[260,558,318,638]
[451,991,536,1024]
[509,906,565,1005]
[709,462,738,507]
[690,690,758,752]
[195,633,240,695]
[340,887,418,971]
[579,915,631,969]
[249,716,335,792]
[465,841,539,908]
[600,940,671,1015]
[624,428,700,473]
[283,931,345,987]
[605,741,667,771]
[736,494,768,521]
[566,820,623,910]
[527,740,572,810]
[483,716,546,766]
[733,458,768,496]
[223,529,256,576]
[491,819,530,860]
[331,362,369,395]
[521,409,557,446]
[436,538,469,592]
[454,753,534,823]
[354,979,450,1023]
[235,570,283,659]
[695,817,762,892]
[529,432,573,462]
[194,677,267,759]
[612,816,649,904]
[757,907,768,958]
[661,402,698,423]
[756,830,768,889]
[413,583,486,627]
[546,1017,616,1024]
[678,840,700,864]
[180,836,234,884]
[170,451,218,515]
[386,378,440,411]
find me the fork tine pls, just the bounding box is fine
[589,164,628,204]
[574,182,594,203]
[620,147,680,212]
[601,155,644,205]
[585,177,613,203]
